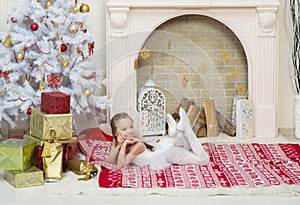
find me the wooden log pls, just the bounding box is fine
[198,109,207,137]
[187,105,201,128]
[178,97,195,113]
[196,109,207,137]
[187,107,207,138]
[197,126,207,137]
[170,108,180,122]
[192,117,201,136]
[204,99,219,137]
[216,111,236,136]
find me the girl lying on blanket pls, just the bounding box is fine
[106,107,209,170]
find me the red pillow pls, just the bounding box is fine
[78,127,113,142]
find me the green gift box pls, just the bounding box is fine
[5,166,44,188]
[0,139,36,171]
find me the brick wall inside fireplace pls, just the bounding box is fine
[137,15,248,121]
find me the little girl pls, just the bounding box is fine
[106,112,147,169]
[107,108,209,170]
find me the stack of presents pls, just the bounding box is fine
[0,92,79,188]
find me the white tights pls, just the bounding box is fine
[165,107,209,165]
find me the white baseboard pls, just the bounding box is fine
[278,128,294,135]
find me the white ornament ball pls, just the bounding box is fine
[68,23,78,34]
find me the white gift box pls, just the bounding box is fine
[236,99,254,138]
[232,95,247,126]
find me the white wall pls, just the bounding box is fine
[0,0,295,131]
[277,0,295,130]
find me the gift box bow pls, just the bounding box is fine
[0,70,9,81]
[41,130,63,158]
[46,74,62,89]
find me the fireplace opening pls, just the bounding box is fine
[137,15,248,122]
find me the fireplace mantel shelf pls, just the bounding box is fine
[107,0,279,8]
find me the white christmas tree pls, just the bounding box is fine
[0,0,108,128]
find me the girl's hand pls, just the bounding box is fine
[124,137,139,144]
[117,134,125,143]
[113,134,125,148]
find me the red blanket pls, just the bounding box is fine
[79,139,300,188]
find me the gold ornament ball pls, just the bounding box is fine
[45,1,53,8]
[16,52,24,60]
[70,4,79,13]
[83,89,91,97]
[79,3,90,13]
[68,23,78,34]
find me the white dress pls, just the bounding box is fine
[132,134,209,170]
[132,137,174,170]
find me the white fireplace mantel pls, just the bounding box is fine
[107,0,278,8]
[106,0,280,137]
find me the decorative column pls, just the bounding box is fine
[107,7,135,116]
[254,7,278,137]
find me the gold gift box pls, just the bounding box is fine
[42,138,63,180]
[5,166,44,188]
[0,139,36,171]
[24,134,78,146]
[30,109,72,140]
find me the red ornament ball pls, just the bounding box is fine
[60,44,67,52]
[27,108,32,115]
[11,17,17,23]
[31,23,39,31]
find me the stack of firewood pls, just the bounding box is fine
[170,98,236,137]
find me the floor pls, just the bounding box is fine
[1,134,300,205]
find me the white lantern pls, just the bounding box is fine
[137,79,166,136]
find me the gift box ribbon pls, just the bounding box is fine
[41,129,62,158]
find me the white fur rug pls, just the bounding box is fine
[1,169,300,197]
